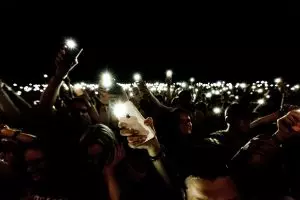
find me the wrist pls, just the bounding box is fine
[147,143,161,157]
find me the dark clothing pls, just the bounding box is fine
[229,135,289,200]
[205,130,251,162]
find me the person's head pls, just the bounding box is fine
[179,90,193,108]
[184,146,239,200]
[225,103,252,133]
[80,124,117,169]
[67,97,92,125]
[23,141,47,183]
[171,108,193,135]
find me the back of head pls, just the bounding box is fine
[80,124,117,165]
[225,102,252,123]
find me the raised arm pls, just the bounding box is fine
[40,49,78,110]
[138,81,173,113]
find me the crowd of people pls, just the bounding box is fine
[1,47,300,200]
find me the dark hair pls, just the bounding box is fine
[80,124,117,165]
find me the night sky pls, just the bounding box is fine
[1,5,299,84]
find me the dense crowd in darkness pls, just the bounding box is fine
[1,43,300,200]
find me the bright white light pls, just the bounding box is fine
[13,83,17,86]
[227,91,231,95]
[182,82,187,88]
[43,74,48,78]
[257,99,265,105]
[274,77,282,83]
[65,39,77,49]
[190,77,195,83]
[113,103,127,118]
[240,83,246,89]
[235,96,239,100]
[16,91,22,96]
[129,92,133,97]
[216,81,222,87]
[257,88,263,93]
[133,73,141,82]
[266,95,270,99]
[166,70,173,78]
[295,84,300,89]
[206,92,212,98]
[101,72,113,89]
[215,90,220,95]
[213,107,222,114]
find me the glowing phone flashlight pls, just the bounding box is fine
[113,101,155,142]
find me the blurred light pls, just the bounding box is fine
[16,91,22,96]
[235,96,239,100]
[133,73,141,82]
[266,95,270,99]
[101,72,113,88]
[286,84,290,87]
[113,103,127,118]
[294,84,300,89]
[13,83,17,86]
[65,39,77,49]
[240,83,246,88]
[206,92,212,98]
[43,74,48,78]
[227,91,231,95]
[257,99,265,105]
[190,77,195,83]
[215,90,220,95]
[129,92,133,97]
[216,81,222,87]
[182,82,187,88]
[213,107,222,114]
[166,70,173,78]
[257,88,263,93]
[274,77,282,83]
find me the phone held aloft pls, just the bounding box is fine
[116,101,155,143]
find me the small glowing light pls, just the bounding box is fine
[213,107,222,114]
[13,83,17,87]
[227,91,231,95]
[240,83,246,88]
[65,39,77,49]
[216,81,222,87]
[43,74,48,78]
[295,84,300,89]
[33,100,40,105]
[206,92,212,98]
[16,91,22,96]
[257,88,263,93]
[182,82,187,88]
[113,103,127,118]
[101,72,113,89]
[95,91,99,95]
[274,77,282,83]
[215,90,220,95]
[133,73,141,82]
[235,96,239,100]
[257,99,265,105]
[190,77,195,83]
[266,95,270,99]
[286,84,290,87]
[166,70,173,78]
[129,92,133,97]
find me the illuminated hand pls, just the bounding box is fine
[275,109,300,142]
[55,48,78,79]
[119,117,160,156]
